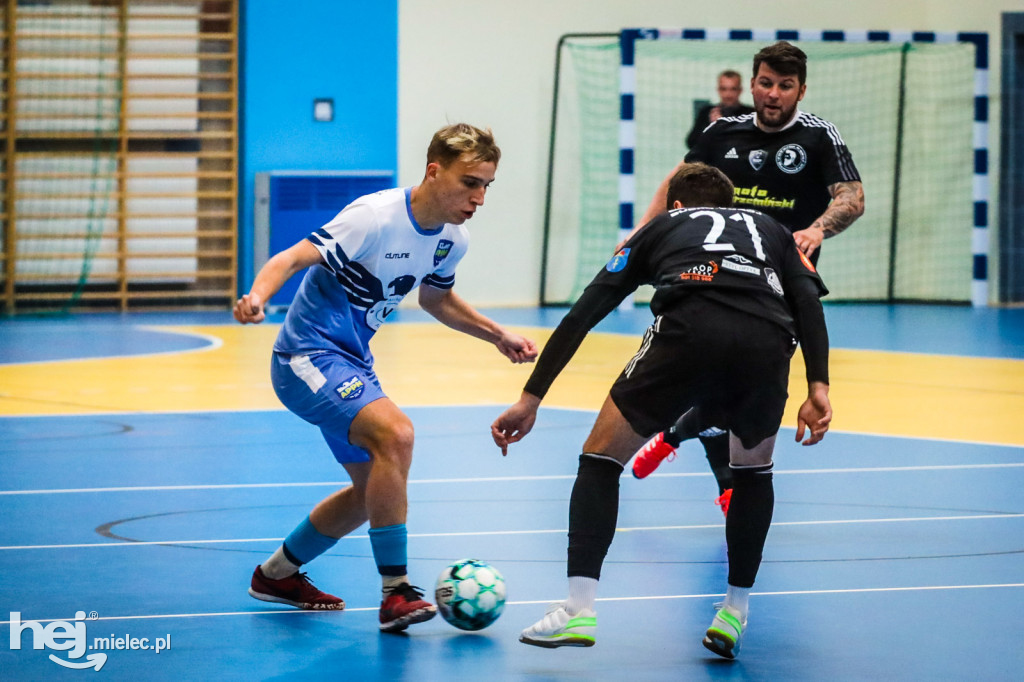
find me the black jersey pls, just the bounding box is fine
[523,207,828,399]
[595,206,827,331]
[685,111,860,232]
[686,102,755,149]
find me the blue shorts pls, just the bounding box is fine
[270,351,386,463]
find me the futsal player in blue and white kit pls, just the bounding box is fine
[234,123,538,633]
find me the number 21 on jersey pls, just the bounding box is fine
[687,210,766,260]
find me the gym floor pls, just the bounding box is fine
[1,303,1022,680]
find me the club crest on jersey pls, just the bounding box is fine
[606,248,630,272]
[764,268,784,295]
[433,239,454,267]
[749,149,768,171]
[337,376,365,401]
[776,144,807,174]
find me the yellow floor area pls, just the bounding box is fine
[2,323,1023,446]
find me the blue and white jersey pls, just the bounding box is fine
[274,186,469,366]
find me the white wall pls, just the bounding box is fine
[399,1,1016,306]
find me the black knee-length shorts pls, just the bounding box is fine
[609,296,798,448]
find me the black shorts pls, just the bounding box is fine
[609,296,797,448]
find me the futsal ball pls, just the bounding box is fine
[434,558,507,631]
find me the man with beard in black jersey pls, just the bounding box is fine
[625,41,864,502]
[492,163,832,659]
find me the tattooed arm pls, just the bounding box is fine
[793,180,865,258]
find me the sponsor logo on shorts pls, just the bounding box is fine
[606,248,630,273]
[337,376,365,401]
[776,144,807,174]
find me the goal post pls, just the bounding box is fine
[541,28,989,306]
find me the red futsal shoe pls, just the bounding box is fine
[631,431,677,479]
[248,565,345,610]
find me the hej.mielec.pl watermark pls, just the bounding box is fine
[9,611,171,671]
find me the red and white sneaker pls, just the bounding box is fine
[631,431,677,479]
[715,489,733,518]
[379,583,437,632]
[248,565,345,610]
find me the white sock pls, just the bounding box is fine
[261,546,300,580]
[723,584,750,620]
[381,574,409,596]
[564,576,598,615]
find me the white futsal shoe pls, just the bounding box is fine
[519,602,597,648]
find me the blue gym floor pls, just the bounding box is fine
[1,304,1023,681]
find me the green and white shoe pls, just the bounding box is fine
[519,602,597,648]
[702,605,746,660]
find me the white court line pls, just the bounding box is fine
[3,512,1022,551]
[2,461,1023,496]
[3,583,1021,626]
[0,326,223,368]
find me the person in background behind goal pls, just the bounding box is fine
[234,123,538,633]
[685,69,754,150]
[624,41,864,505]
[492,163,832,658]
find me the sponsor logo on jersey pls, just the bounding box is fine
[733,185,795,211]
[798,249,817,272]
[725,147,739,159]
[606,248,630,272]
[680,260,718,282]
[721,258,760,275]
[337,376,365,401]
[749,149,768,171]
[385,252,410,259]
[725,254,753,265]
[764,268,784,295]
[433,239,454,267]
[776,144,807,174]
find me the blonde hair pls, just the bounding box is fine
[426,123,501,167]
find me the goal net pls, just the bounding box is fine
[542,31,984,305]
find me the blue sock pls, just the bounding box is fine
[282,516,339,566]
[368,524,407,577]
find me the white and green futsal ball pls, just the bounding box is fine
[434,558,507,631]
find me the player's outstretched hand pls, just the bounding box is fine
[234,292,265,324]
[796,381,832,445]
[496,332,539,364]
[491,392,541,456]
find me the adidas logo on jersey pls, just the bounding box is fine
[724,148,739,159]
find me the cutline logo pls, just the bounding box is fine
[9,610,172,671]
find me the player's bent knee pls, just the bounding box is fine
[351,407,415,462]
[729,432,776,467]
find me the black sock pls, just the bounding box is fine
[567,454,623,580]
[700,432,733,493]
[665,407,703,447]
[725,464,774,588]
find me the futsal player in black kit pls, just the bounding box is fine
[491,163,832,659]
[627,41,864,501]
